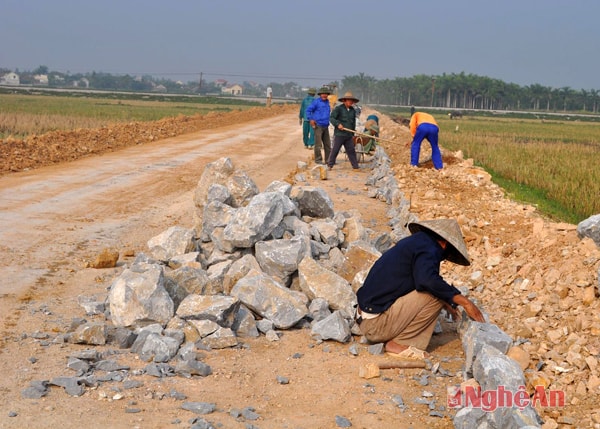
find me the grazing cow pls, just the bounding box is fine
[391,115,410,127]
[448,111,463,119]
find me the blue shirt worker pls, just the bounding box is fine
[306,86,332,165]
[328,91,361,170]
[299,88,316,149]
[356,219,485,357]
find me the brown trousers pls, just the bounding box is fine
[359,290,443,350]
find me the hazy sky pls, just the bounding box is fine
[2,0,598,90]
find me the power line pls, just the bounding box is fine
[66,69,341,83]
[194,72,340,82]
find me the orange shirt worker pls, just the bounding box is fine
[409,112,442,169]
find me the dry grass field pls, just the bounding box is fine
[0,91,259,138]
[438,116,600,222]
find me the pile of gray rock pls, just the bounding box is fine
[453,316,543,428]
[577,214,600,249]
[105,155,398,352]
[23,150,411,404]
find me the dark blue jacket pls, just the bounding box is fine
[356,232,461,313]
[306,97,331,127]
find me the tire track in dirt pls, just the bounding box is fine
[0,115,310,298]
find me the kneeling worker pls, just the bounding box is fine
[361,120,379,154]
[356,218,485,356]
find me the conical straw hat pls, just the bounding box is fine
[407,219,471,266]
[339,91,359,102]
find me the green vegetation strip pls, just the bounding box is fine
[481,167,579,224]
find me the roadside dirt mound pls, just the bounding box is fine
[0,106,598,428]
[377,115,600,428]
[0,104,297,175]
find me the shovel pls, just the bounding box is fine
[340,127,397,144]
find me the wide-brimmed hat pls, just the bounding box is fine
[339,91,359,102]
[307,87,316,95]
[407,219,471,266]
[317,86,331,95]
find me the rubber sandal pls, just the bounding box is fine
[386,346,429,360]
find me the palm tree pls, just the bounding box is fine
[401,77,416,106]
[503,83,521,110]
[436,73,456,108]
[559,87,572,111]
[527,84,546,110]
[539,85,552,111]
[580,89,588,112]
[392,77,408,105]
[341,73,376,103]
[590,89,599,113]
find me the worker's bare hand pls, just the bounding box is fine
[452,294,485,323]
[310,120,316,128]
[338,124,344,130]
[463,300,485,322]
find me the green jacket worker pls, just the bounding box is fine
[299,88,316,149]
[328,91,361,170]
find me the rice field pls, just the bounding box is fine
[0,91,257,138]
[437,116,600,223]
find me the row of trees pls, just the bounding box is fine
[340,72,600,113]
[1,66,297,98]
[3,66,598,113]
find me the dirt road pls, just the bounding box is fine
[2,106,596,428]
[2,109,461,429]
[0,115,314,295]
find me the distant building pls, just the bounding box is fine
[153,84,167,93]
[33,74,49,85]
[0,72,20,85]
[73,78,90,88]
[214,79,228,87]
[221,84,243,95]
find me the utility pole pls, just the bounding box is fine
[431,77,436,107]
[199,72,203,94]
